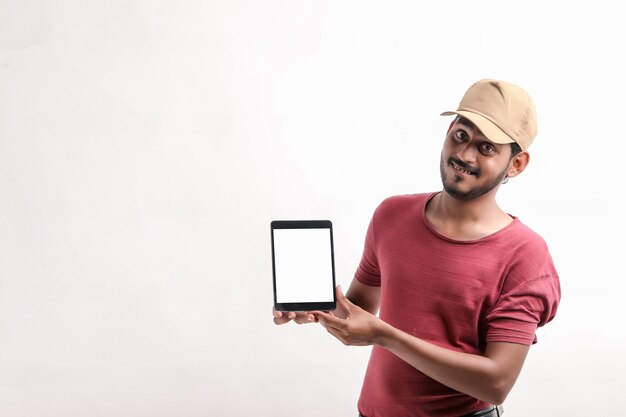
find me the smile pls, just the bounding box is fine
[450,160,476,176]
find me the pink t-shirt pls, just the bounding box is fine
[355,193,560,417]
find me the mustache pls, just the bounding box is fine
[448,157,480,176]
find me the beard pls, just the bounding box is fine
[439,154,508,201]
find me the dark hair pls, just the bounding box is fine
[510,142,522,159]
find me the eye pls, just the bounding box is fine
[454,130,468,141]
[479,142,496,154]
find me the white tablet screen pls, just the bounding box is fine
[273,228,334,303]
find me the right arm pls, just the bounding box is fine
[345,278,380,315]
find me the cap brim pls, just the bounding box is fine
[440,110,515,146]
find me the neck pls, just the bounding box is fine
[425,189,512,241]
[434,189,502,222]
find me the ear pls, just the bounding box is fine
[506,151,530,179]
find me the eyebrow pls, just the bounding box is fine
[454,118,496,145]
[455,117,477,130]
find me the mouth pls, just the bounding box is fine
[449,159,477,176]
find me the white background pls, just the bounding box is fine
[1,1,624,416]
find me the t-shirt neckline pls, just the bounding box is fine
[421,192,519,244]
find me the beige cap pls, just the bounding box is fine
[441,79,537,150]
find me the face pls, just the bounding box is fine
[439,118,513,201]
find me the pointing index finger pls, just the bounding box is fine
[311,310,343,329]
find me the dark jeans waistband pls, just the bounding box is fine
[462,405,504,417]
[358,405,503,417]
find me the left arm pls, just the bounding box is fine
[313,287,529,405]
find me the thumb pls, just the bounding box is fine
[336,285,351,308]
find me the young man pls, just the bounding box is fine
[273,79,561,417]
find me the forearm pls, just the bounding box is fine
[345,279,380,315]
[314,287,529,404]
[374,321,527,404]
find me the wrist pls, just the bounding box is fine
[372,318,396,347]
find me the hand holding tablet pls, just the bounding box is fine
[271,220,337,316]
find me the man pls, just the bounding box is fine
[273,79,561,417]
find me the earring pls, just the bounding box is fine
[502,176,509,184]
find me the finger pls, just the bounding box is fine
[272,309,297,325]
[311,310,331,321]
[273,315,292,325]
[272,308,296,319]
[310,311,327,327]
[293,312,315,324]
[308,310,332,323]
[335,285,352,309]
[312,311,344,330]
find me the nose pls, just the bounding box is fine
[456,142,477,163]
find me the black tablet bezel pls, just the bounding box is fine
[271,220,337,312]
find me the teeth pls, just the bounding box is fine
[452,161,472,175]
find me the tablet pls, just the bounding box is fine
[271,220,337,312]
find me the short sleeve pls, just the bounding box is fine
[355,214,381,287]
[486,273,561,345]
